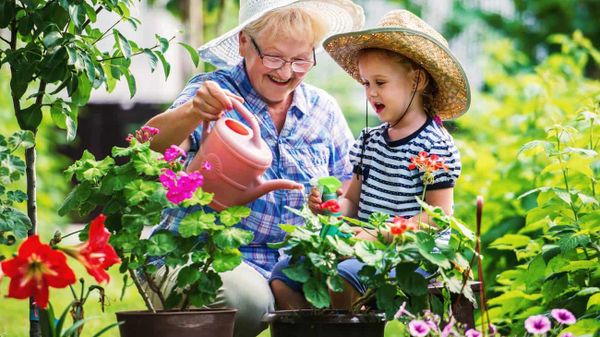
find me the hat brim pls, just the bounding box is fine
[198,0,364,68]
[323,27,470,120]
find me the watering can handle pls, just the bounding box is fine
[200,99,262,147]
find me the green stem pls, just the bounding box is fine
[97,36,176,62]
[556,132,579,222]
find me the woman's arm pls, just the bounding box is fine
[146,80,244,153]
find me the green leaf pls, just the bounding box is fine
[43,31,62,48]
[278,224,297,233]
[561,318,600,336]
[178,42,199,67]
[123,70,136,98]
[415,232,451,269]
[282,262,311,283]
[213,227,254,249]
[156,34,169,53]
[326,275,344,293]
[541,273,568,301]
[143,48,158,72]
[155,50,170,79]
[354,240,385,266]
[587,293,600,310]
[146,232,177,256]
[123,180,156,206]
[489,234,531,250]
[132,150,161,175]
[176,266,201,288]
[326,236,353,256]
[179,212,219,238]
[68,4,86,29]
[7,130,35,150]
[213,249,242,272]
[58,182,92,216]
[303,278,330,309]
[375,283,398,316]
[219,206,251,226]
[557,260,597,273]
[113,29,132,59]
[17,104,42,131]
[396,263,428,296]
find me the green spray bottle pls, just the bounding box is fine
[310,176,350,238]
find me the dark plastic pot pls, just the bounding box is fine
[263,309,386,337]
[116,308,237,337]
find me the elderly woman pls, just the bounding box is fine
[145,1,364,336]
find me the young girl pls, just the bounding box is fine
[269,9,470,309]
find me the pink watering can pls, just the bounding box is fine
[187,99,303,211]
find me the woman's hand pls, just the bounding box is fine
[192,80,245,121]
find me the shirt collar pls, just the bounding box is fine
[231,62,308,118]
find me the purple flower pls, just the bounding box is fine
[163,145,186,162]
[551,309,576,325]
[441,317,455,337]
[525,315,551,334]
[465,329,481,337]
[408,320,430,337]
[559,333,575,337]
[202,160,212,171]
[488,323,498,336]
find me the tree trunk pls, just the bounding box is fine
[26,144,40,337]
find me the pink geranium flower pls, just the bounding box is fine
[163,145,186,163]
[408,320,430,337]
[525,315,551,334]
[159,169,204,204]
[551,309,576,325]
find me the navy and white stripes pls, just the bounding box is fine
[349,117,461,223]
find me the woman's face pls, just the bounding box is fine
[239,32,314,106]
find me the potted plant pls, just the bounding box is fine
[264,190,480,337]
[59,126,254,337]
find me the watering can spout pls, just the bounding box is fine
[248,179,304,200]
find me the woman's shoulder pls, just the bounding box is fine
[298,82,338,106]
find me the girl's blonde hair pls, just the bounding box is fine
[242,7,328,48]
[358,48,438,118]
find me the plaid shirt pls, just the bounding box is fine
[152,62,354,278]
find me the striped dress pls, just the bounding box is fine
[349,117,461,223]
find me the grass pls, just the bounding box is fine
[1,266,406,337]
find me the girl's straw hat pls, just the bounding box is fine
[323,9,470,120]
[198,0,365,68]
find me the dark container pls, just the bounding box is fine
[116,308,237,337]
[263,309,386,337]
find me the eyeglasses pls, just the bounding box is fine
[250,37,316,73]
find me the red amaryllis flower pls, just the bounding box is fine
[1,235,76,309]
[320,199,341,214]
[61,214,120,283]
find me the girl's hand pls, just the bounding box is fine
[307,187,323,214]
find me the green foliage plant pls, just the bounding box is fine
[269,206,355,310]
[272,201,478,321]
[0,0,196,246]
[487,104,600,336]
[344,202,478,320]
[59,127,255,311]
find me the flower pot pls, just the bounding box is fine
[263,309,386,337]
[116,308,237,337]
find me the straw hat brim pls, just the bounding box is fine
[323,27,470,120]
[198,0,364,68]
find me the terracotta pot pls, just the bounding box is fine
[116,308,237,337]
[263,309,386,337]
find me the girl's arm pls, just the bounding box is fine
[340,175,361,218]
[407,187,454,228]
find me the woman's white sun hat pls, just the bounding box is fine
[198,0,365,68]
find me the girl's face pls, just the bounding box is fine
[358,50,417,124]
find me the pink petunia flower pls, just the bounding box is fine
[551,309,576,325]
[465,329,481,337]
[441,317,455,337]
[525,315,551,334]
[408,320,430,337]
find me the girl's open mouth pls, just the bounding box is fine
[374,103,385,113]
